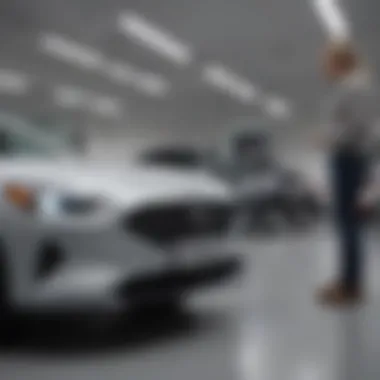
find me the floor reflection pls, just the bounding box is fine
[239,226,380,380]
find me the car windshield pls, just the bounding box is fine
[142,148,204,169]
[0,113,80,159]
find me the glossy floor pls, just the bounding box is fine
[1,224,380,380]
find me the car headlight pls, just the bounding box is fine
[41,191,104,218]
[3,183,37,212]
[3,182,109,220]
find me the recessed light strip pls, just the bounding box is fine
[202,63,259,104]
[131,72,170,97]
[89,95,123,118]
[0,69,31,95]
[39,32,171,98]
[311,0,350,41]
[52,85,89,108]
[52,84,123,118]
[264,96,292,120]
[118,11,193,66]
[39,33,104,70]
[103,61,170,97]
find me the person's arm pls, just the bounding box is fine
[313,105,331,150]
[358,183,378,210]
[357,86,380,208]
[315,92,340,151]
[357,161,379,210]
[314,128,332,151]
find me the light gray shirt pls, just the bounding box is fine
[323,70,378,153]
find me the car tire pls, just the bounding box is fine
[0,239,10,312]
[131,297,185,319]
[0,239,15,344]
[154,299,184,314]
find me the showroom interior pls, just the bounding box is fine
[0,0,380,379]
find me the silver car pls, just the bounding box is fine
[0,114,241,321]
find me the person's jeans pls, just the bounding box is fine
[331,149,368,291]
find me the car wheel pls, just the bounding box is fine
[0,239,16,344]
[0,239,10,313]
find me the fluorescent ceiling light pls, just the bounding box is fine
[202,63,259,104]
[53,85,122,118]
[132,72,170,97]
[311,0,350,41]
[264,96,292,120]
[41,32,171,99]
[104,60,170,97]
[118,11,192,65]
[53,85,89,108]
[105,61,135,85]
[89,95,123,118]
[39,33,104,70]
[0,70,31,95]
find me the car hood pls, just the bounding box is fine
[0,157,232,207]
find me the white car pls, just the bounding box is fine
[0,113,241,321]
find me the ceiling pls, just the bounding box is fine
[0,0,377,140]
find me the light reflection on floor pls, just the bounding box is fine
[238,225,380,380]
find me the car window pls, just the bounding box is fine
[0,124,56,157]
[143,149,203,168]
[0,113,76,158]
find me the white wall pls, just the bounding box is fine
[283,149,327,185]
[84,123,194,162]
[83,122,329,190]
[279,126,328,188]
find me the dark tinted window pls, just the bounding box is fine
[0,124,55,157]
[0,130,12,154]
[142,148,203,169]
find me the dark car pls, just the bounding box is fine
[138,145,207,170]
[138,138,325,230]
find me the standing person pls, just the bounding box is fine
[318,41,377,306]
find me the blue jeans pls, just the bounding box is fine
[331,149,368,291]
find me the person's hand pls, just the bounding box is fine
[357,189,377,218]
[312,131,330,151]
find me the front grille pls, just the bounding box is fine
[124,202,232,246]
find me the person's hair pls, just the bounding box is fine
[324,41,359,75]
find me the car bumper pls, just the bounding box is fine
[120,256,241,305]
[13,253,241,316]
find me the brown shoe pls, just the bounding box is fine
[316,281,364,308]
